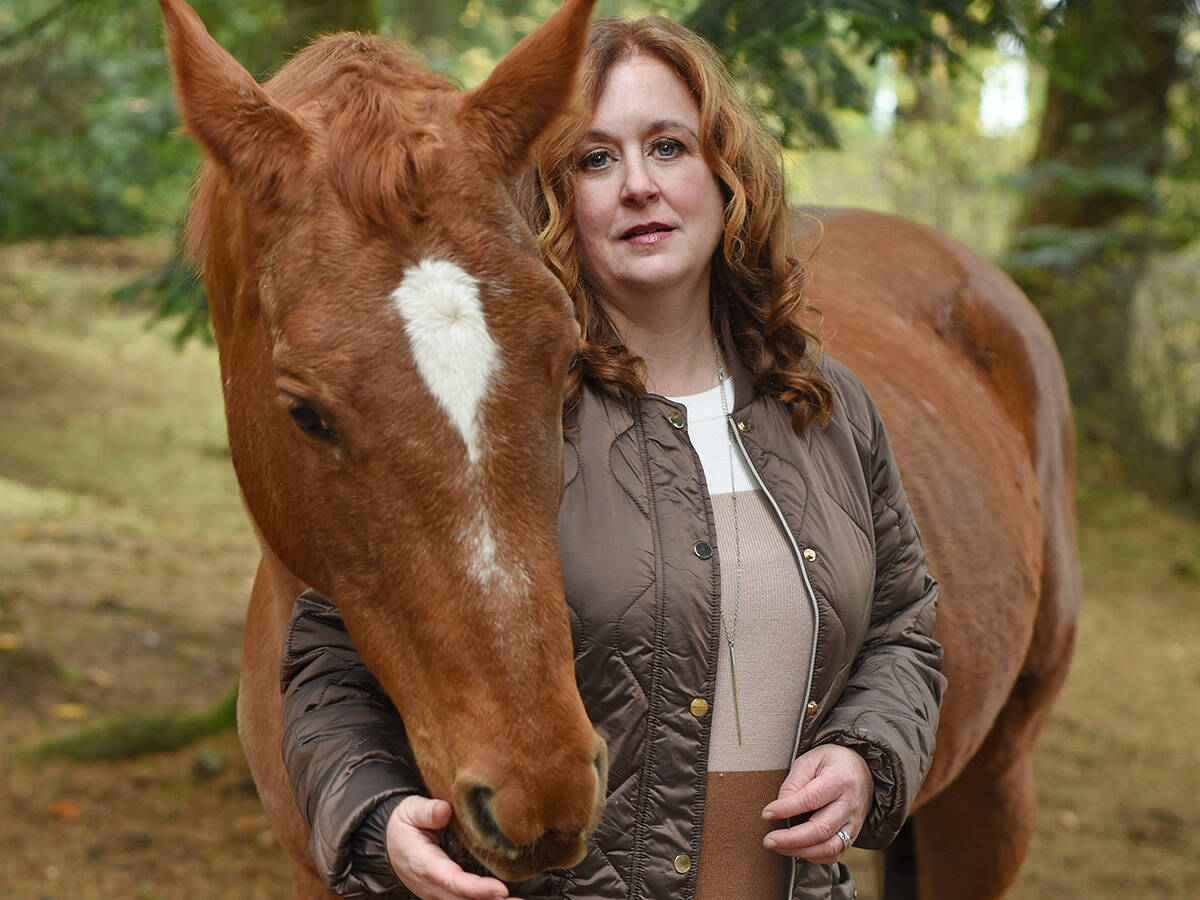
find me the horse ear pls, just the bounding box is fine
[159,0,307,198]
[459,0,596,176]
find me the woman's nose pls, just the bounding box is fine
[620,158,658,205]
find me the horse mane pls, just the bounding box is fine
[186,32,454,264]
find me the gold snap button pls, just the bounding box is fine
[690,698,708,717]
[667,411,685,429]
[736,419,750,432]
[806,700,819,716]
[693,540,713,560]
[802,547,817,562]
[673,853,692,874]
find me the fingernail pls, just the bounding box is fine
[763,837,777,849]
[762,809,775,820]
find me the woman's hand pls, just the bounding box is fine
[386,796,515,900]
[760,743,873,865]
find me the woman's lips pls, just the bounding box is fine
[621,225,674,246]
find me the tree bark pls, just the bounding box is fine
[1011,0,1187,454]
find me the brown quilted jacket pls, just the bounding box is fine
[280,354,946,899]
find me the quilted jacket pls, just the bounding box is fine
[279,352,946,899]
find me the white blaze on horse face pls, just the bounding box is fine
[390,258,498,464]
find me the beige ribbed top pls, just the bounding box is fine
[707,489,811,771]
[669,379,814,898]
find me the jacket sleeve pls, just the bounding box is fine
[811,386,947,849]
[280,588,422,897]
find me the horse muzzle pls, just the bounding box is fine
[453,737,608,881]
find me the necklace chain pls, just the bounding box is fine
[714,335,744,744]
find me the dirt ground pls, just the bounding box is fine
[1,238,1197,898]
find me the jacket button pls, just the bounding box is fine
[667,411,686,428]
[690,698,708,717]
[693,540,713,559]
[673,853,692,874]
[736,419,750,432]
[802,547,817,562]
[806,700,819,716]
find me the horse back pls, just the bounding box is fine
[797,208,1081,794]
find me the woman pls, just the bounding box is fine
[280,16,944,900]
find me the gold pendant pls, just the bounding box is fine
[727,638,743,745]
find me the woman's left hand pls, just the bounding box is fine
[760,743,873,864]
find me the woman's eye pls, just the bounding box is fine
[288,402,337,443]
[652,139,683,158]
[579,149,611,170]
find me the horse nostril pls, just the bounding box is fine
[465,784,516,856]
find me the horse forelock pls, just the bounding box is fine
[326,82,449,229]
[288,34,456,229]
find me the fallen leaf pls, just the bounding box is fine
[51,702,88,720]
[48,799,82,823]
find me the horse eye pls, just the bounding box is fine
[288,402,337,442]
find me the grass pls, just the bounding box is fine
[0,236,1197,897]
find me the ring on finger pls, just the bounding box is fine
[835,828,852,853]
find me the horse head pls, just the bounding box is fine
[159,0,604,879]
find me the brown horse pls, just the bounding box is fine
[798,209,1080,898]
[159,0,606,889]
[160,0,1080,895]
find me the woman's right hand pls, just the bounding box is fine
[385,795,514,900]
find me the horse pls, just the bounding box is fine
[796,209,1080,898]
[158,0,607,890]
[160,0,1080,896]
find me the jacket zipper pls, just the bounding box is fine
[726,415,821,900]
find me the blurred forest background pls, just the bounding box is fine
[4,0,1200,493]
[1,0,1198,897]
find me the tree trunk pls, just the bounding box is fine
[1011,0,1186,454]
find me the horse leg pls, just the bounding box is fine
[881,820,918,900]
[908,732,1036,899]
[909,635,1075,900]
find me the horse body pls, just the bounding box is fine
[802,209,1081,897]
[160,0,1078,895]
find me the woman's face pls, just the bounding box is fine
[571,54,726,312]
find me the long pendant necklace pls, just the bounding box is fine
[714,336,744,745]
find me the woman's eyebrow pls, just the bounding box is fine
[644,118,699,139]
[579,119,699,144]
